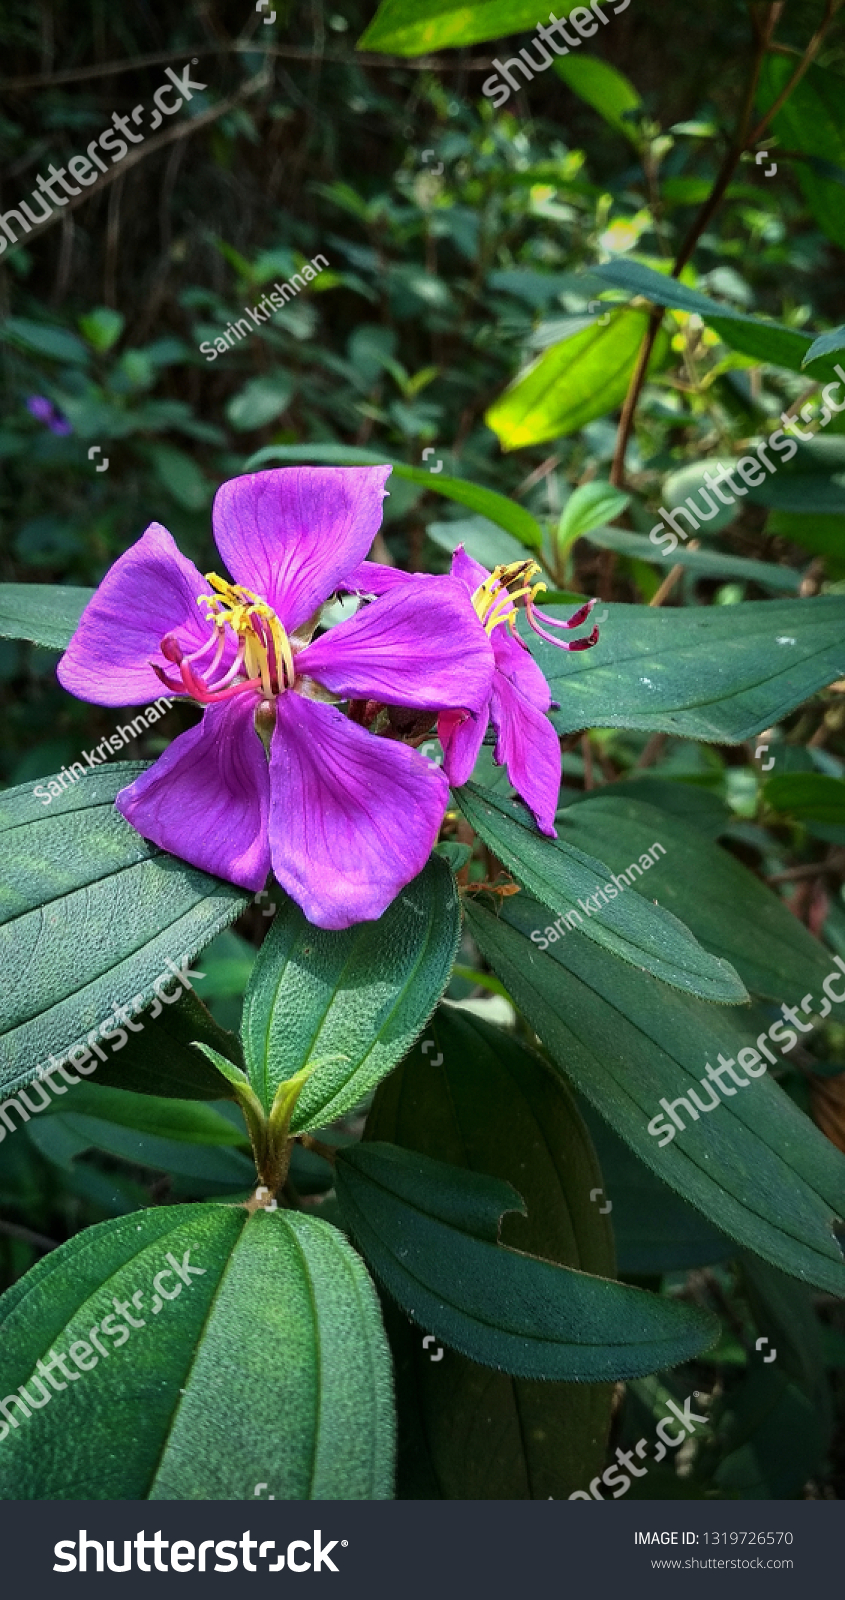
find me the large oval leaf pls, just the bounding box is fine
[455,781,747,1004]
[335,1140,718,1381]
[365,1005,615,1497]
[241,854,460,1129]
[0,764,250,1097]
[531,596,845,742]
[0,1203,394,1499]
[556,791,838,1003]
[464,892,845,1295]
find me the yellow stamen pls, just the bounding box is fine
[197,574,296,693]
[471,560,546,637]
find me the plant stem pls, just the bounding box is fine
[610,0,838,489]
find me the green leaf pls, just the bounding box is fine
[225,375,294,432]
[336,1141,717,1380]
[244,442,544,550]
[0,584,93,649]
[38,1082,249,1145]
[34,1112,256,1186]
[0,764,250,1097]
[464,892,845,1295]
[366,1006,615,1497]
[0,1204,394,1498]
[455,781,747,1003]
[556,480,630,556]
[529,596,845,741]
[2,317,89,364]
[427,514,527,569]
[662,460,739,535]
[803,324,845,369]
[145,443,211,511]
[78,307,125,353]
[358,0,593,54]
[591,257,841,378]
[94,987,244,1102]
[582,523,802,592]
[582,1110,732,1275]
[240,855,460,1128]
[553,54,642,143]
[486,309,670,450]
[757,58,845,252]
[555,791,837,1003]
[714,1367,829,1499]
[763,772,845,826]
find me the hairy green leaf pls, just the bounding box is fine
[241,855,460,1128]
[0,584,93,650]
[465,893,845,1295]
[556,791,837,1002]
[336,1141,718,1380]
[455,781,747,1002]
[530,597,845,741]
[0,765,250,1097]
[366,1006,615,1497]
[0,1204,394,1499]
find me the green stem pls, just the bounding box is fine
[609,0,837,490]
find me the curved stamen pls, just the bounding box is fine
[527,618,599,651]
[471,560,600,655]
[196,574,296,696]
[527,596,597,633]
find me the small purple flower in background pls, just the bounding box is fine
[348,547,598,836]
[57,468,493,929]
[25,395,73,436]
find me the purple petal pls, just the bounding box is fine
[268,694,448,928]
[295,577,494,713]
[491,625,552,714]
[438,706,488,787]
[58,523,215,706]
[490,670,561,837]
[450,544,490,594]
[115,693,271,891]
[343,559,420,597]
[211,467,392,633]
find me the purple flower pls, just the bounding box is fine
[57,468,494,929]
[347,547,598,836]
[26,395,73,435]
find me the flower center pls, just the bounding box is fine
[471,561,600,652]
[152,575,296,705]
[198,575,296,696]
